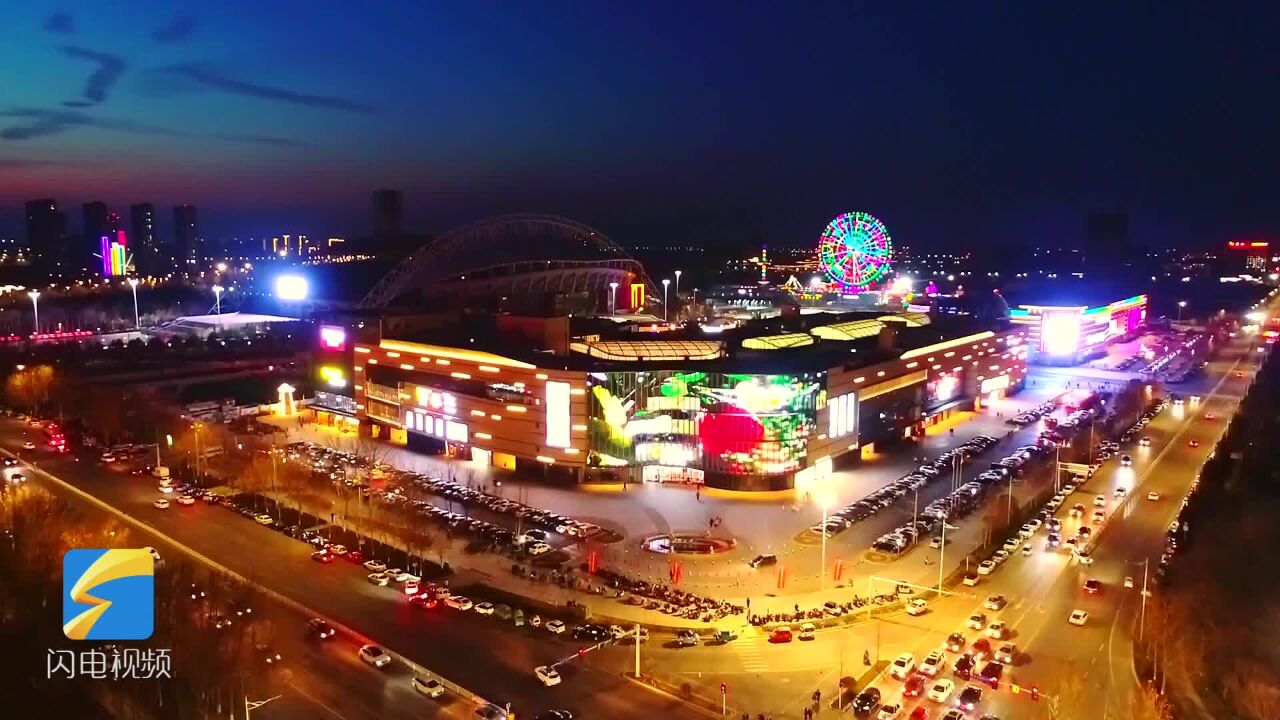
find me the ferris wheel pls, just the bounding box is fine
[818,212,893,290]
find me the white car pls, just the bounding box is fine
[474,602,495,616]
[1124,576,1135,588]
[393,569,419,583]
[876,703,902,720]
[445,595,473,611]
[1068,609,1089,626]
[976,560,996,576]
[367,572,390,586]
[1120,454,1132,466]
[153,498,170,509]
[992,549,1010,564]
[363,560,387,573]
[889,652,915,679]
[328,544,348,556]
[1147,491,1161,501]
[996,644,1017,664]
[1075,549,1094,565]
[535,665,562,687]
[906,599,928,616]
[359,644,392,668]
[176,494,195,506]
[527,542,553,556]
[1020,543,1034,556]
[254,514,274,525]
[21,442,35,450]
[1093,495,1107,507]
[927,678,955,703]
[919,650,945,677]
[798,623,816,641]
[983,595,1006,611]
[157,484,174,494]
[1139,437,1151,447]
[1115,486,1129,497]
[966,613,986,630]
[411,676,445,698]
[986,621,1008,640]
[1002,538,1020,553]
[546,619,567,635]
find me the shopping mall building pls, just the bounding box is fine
[311,312,1028,491]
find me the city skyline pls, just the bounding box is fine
[1,3,1276,251]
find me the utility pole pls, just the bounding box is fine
[938,518,947,593]
[244,695,281,719]
[633,623,641,677]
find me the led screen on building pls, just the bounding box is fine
[588,371,819,477]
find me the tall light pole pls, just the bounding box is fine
[819,498,830,592]
[213,285,224,318]
[1177,300,1187,322]
[674,269,682,298]
[127,278,140,329]
[28,290,39,335]
[662,278,670,322]
[608,282,618,317]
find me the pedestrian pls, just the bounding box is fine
[803,708,811,720]
[696,487,702,502]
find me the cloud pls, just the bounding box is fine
[155,62,376,114]
[151,14,196,44]
[0,107,303,148]
[43,12,74,34]
[61,46,127,105]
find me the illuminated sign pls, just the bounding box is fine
[980,375,1010,394]
[929,373,960,403]
[1041,312,1082,355]
[629,283,646,310]
[319,366,347,388]
[275,274,309,300]
[414,387,457,415]
[319,326,346,350]
[545,381,572,448]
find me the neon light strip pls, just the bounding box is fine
[899,331,995,360]
[379,339,536,369]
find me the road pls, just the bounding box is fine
[4,426,696,720]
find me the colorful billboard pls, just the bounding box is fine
[588,371,819,477]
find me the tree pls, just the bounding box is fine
[5,364,55,411]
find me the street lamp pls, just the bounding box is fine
[662,278,670,322]
[27,290,39,335]
[819,497,831,592]
[1177,300,1187,322]
[245,695,282,718]
[608,282,618,317]
[674,269,682,298]
[127,278,140,329]
[212,285,224,318]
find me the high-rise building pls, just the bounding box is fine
[81,201,110,275]
[372,189,403,239]
[129,203,161,275]
[26,198,66,277]
[173,204,200,267]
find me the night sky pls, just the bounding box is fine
[1,2,1276,251]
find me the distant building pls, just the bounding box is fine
[26,198,67,277]
[174,204,200,267]
[372,189,403,239]
[129,203,162,275]
[81,201,110,275]
[1223,240,1271,276]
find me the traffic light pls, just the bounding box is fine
[165,434,173,447]
[578,647,586,657]
[1031,686,1040,701]
[720,683,727,695]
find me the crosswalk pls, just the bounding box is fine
[732,641,770,672]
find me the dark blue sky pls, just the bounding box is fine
[1,2,1276,251]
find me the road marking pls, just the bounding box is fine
[732,642,770,671]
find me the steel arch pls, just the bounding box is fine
[359,214,656,308]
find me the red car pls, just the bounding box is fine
[310,550,334,563]
[770,627,793,643]
[410,593,438,609]
[971,638,992,661]
[908,706,929,720]
[903,674,926,697]
[344,549,366,563]
[1083,579,1102,594]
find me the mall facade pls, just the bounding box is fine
[310,313,1028,491]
